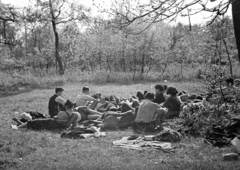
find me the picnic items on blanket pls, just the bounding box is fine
[155,127,182,143]
[204,118,240,147]
[61,126,106,139]
[113,136,174,152]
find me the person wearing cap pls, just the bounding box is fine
[153,84,166,104]
[48,88,66,118]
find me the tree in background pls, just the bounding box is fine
[108,0,240,62]
[34,0,89,75]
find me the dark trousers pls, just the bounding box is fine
[49,110,58,118]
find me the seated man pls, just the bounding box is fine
[153,84,166,104]
[134,93,166,132]
[75,87,100,107]
[48,88,66,118]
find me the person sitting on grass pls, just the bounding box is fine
[56,100,81,130]
[133,93,166,133]
[12,100,80,130]
[75,87,100,108]
[162,87,181,119]
[48,88,66,118]
[152,84,166,104]
[136,91,148,101]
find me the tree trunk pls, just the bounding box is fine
[223,39,233,77]
[49,0,64,75]
[232,0,240,62]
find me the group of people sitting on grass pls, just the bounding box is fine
[12,84,203,132]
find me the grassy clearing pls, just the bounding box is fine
[1,81,240,170]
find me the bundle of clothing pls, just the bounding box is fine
[61,126,106,139]
[204,118,240,147]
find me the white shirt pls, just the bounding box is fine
[75,93,98,107]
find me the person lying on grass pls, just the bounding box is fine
[12,100,80,130]
[97,96,120,112]
[133,92,167,133]
[48,87,66,118]
[162,87,181,119]
[75,105,102,121]
[85,102,139,130]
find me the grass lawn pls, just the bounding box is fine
[1,81,240,170]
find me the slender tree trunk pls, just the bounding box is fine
[232,0,240,62]
[222,39,233,76]
[49,0,64,75]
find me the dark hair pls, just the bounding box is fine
[92,92,101,99]
[144,93,155,100]
[144,91,148,95]
[109,95,115,102]
[64,100,74,109]
[163,85,168,90]
[155,84,164,92]
[104,96,110,101]
[226,77,234,86]
[55,88,64,93]
[136,92,145,100]
[166,87,178,96]
[82,87,89,92]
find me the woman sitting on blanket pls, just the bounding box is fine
[153,84,167,104]
[162,87,181,119]
[12,100,80,130]
[133,92,167,132]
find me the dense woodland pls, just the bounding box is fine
[0,0,239,86]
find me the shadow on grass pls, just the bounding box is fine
[0,81,65,98]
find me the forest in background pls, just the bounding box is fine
[0,0,239,87]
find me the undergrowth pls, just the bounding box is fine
[1,63,240,88]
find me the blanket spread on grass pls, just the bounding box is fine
[113,136,174,152]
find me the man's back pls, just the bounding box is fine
[135,100,160,123]
[75,94,93,106]
[48,94,59,111]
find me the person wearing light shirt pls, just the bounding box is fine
[75,87,99,107]
[75,87,102,121]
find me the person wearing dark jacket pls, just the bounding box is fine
[163,87,181,119]
[48,88,66,118]
[153,84,166,104]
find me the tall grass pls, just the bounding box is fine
[1,63,240,88]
